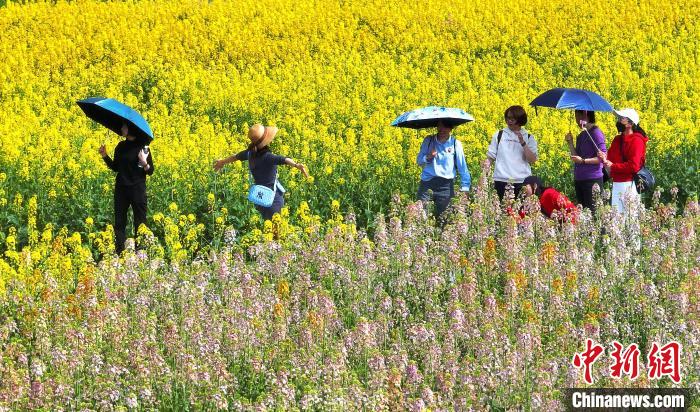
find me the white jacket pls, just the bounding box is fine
[486,128,538,183]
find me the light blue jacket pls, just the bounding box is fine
[416,135,471,191]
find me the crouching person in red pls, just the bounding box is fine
[521,176,578,223]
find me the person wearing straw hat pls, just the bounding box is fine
[213,124,309,220]
[565,110,607,212]
[597,108,648,215]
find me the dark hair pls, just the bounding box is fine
[504,105,527,126]
[246,141,269,168]
[632,124,648,138]
[575,110,596,124]
[437,120,456,129]
[523,175,545,197]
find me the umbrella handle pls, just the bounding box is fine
[582,127,599,151]
[571,112,599,151]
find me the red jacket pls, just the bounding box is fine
[506,188,577,223]
[607,132,648,182]
[540,188,577,223]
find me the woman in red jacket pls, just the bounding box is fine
[597,108,648,214]
[521,176,578,223]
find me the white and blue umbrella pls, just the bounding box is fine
[391,106,475,129]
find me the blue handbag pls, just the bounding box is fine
[247,157,285,207]
[247,166,277,207]
[248,183,276,207]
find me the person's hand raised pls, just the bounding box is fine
[213,159,226,172]
[137,149,149,167]
[297,163,310,179]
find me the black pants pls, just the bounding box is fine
[255,191,285,221]
[494,181,524,201]
[575,178,604,212]
[114,182,147,254]
[417,177,454,224]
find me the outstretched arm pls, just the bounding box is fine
[284,158,309,178]
[214,150,248,171]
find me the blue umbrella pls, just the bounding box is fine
[531,88,613,150]
[529,88,614,112]
[77,97,154,144]
[391,106,475,129]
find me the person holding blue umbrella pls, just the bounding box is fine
[415,120,472,224]
[99,123,154,255]
[78,97,156,255]
[529,88,615,211]
[392,106,474,224]
[565,110,607,212]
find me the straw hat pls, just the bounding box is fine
[248,124,278,149]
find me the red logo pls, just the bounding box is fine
[572,340,682,384]
[609,341,640,380]
[572,338,605,384]
[648,341,682,384]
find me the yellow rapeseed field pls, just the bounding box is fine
[0,0,698,237]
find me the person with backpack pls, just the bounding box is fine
[565,110,607,212]
[213,124,309,220]
[486,105,538,201]
[416,120,471,223]
[597,108,648,214]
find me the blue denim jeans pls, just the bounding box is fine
[417,177,454,221]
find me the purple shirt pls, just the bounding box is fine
[574,126,607,181]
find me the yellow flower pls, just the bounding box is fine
[13,194,23,209]
[5,235,16,251]
[277,279,290,299]
[0,0,693,252]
